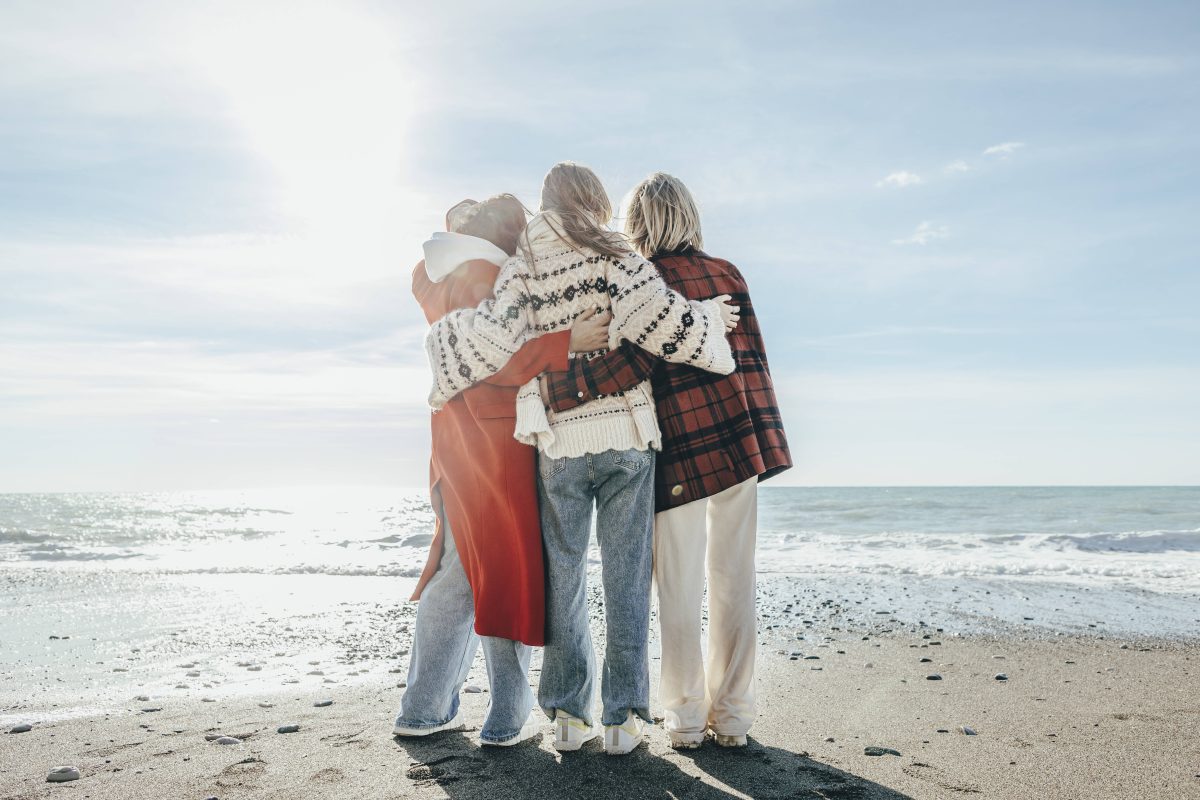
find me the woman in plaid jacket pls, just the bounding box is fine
[541,172,792,749]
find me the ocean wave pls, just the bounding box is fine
[0,528,49,544]
[1045,530,1200,553]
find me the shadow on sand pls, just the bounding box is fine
[393,731,913,799]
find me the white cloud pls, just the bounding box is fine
[944,160,971,173]
[983,141,1025,157]
[877,170,923,188]
[892,221,949,246]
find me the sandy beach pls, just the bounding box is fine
[2,571,1197,800]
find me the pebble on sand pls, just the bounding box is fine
[213,736,242,745]
[314,699,333,707]
[926,674,943,680]
[135,695,151,702]
[960,725,978,735]
[46,766,81,783]
[463,684,483,694]
[9,724,32,734]
[864,746,901,756]
[995,673,1009,681]
[277,725,300,734]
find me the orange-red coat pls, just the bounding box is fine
[411,259,569,646]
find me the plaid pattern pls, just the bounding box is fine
[546,248,792,511]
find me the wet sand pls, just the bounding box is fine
[2,575,1198,799]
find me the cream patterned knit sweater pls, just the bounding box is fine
[425,212,735,458]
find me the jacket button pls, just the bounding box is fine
[577,391,585,398]
[671,485,683,497]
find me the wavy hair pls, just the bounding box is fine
[623,172,703,259]
[520,162,631,264]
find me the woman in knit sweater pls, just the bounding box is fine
[541,173,792,750]
[423,162,739,755]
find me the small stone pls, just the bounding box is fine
[307,670,324,676]
[277,725,300,734]
[864,746,901,756]
[995,673,1008,681]
[9,724,32,734]
[258,702,274,708]
[213,736,241,745]
[186,671,201,677]
[936,728,950,733]
[463,684,483,694]
[926,674,943,681]
[960,725,977,735]
[174,684,189,689]
[314,700,333,707]
[863,662,874,668]
[804,655,820,660]
[247,665,262,672]
[46,766,81,783]
[919,657,932,663]
[135,695,151,701]
[141,707,162,713]
[201,698,216,703]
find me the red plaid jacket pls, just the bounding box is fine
[545,248,792,512]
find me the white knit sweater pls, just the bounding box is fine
[425,212,735,458]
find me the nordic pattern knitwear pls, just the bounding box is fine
[425,212,735,459]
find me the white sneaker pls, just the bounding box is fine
[604,712,645,756]
[392,708,465,737]
[551,711,597,751]
[481,712,541,748]
[668,731,704,750]
[713,733,747,748]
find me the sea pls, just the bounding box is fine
[1,486,1197,722]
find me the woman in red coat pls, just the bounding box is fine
[393,195,608,747]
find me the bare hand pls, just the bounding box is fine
[714,294,740,332]
[569,307,612,352]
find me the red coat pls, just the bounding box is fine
[411,258,569,646]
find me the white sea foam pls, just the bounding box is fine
[1,486,1197,595]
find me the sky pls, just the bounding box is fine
[1,0,1198,492]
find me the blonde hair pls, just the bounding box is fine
[521,162,631,264]
[623,172,704,258]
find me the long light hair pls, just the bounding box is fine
[520,162,631,264]
[623,172,704,259]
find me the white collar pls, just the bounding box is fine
[421,231,509,283]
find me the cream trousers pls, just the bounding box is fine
[654,476,758,739]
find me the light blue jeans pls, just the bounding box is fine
[536,447,656,727]
[395,521,535,744]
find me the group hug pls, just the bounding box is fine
[393,162,791,755]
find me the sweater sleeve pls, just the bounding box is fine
[605,252,735,375]
[424,257,535,409]
[484,330,570,388]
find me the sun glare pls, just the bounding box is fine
[184,4,421,284]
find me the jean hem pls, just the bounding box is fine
[393,715,457,730]
[601,706,653,727]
